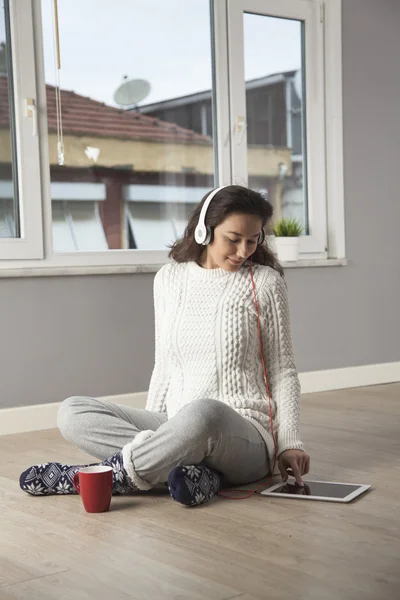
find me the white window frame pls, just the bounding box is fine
[0,0,344,272]
[0,0,44,260]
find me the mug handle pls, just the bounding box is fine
[73,472,81,494]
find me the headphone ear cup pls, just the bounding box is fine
[195,225,207,244]
[203,226,212,245]
[195,224,212,245]
[258,229,265,245]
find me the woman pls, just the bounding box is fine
[20,185,310,506]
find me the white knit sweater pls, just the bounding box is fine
[145,260,304,466]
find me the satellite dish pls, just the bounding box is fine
[293,69,302,101]
[113,79,151,107]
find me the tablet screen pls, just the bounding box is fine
[270,481,362,498]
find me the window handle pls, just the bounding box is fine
[233,115,247,145]
[25,98,38,136]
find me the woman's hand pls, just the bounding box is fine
[278,449,310,487]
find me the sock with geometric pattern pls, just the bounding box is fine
[19,451,138,496]
[168,464,221,506]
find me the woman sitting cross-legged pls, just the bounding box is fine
[20,185,310,507]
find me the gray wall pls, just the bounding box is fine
[288,0,400,370]
[0,275,155,408]
[0,0,399,410]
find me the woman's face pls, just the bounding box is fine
[201,213,263,271]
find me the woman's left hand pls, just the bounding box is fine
[278,449,310,486]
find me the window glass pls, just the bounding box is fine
[0,0,20,239]
[41,0,216,252]
[243,13,308,232]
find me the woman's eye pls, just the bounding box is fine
[227,238,256,245]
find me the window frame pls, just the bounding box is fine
[0,0,44,260]
[0,0,344,271]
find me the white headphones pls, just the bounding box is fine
[194,186,265,246]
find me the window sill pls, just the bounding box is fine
[0,258,347,278]
[282,258,347,269]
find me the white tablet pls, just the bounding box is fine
[260,480,371,503]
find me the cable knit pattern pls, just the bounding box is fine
[145,266,170,412]
[145,260,304,466]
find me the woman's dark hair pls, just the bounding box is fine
[168,185,283,276]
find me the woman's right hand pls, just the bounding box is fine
[278,449,310,486]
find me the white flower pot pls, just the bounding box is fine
[274,237,300,262]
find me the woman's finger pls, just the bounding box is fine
[290,460,304,486]
[278,460,288,482]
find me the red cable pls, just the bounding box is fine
[218,257,278,500]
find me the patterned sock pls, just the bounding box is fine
[19,451,137,496]
[168,464,221,506]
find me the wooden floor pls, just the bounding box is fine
[1,383,399,600]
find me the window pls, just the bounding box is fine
[227,0,328,255]
[243,14,308,230]
[0,0,43,260]
[1,0,344,270]
[40,0,216,253]
[0,2,18,239]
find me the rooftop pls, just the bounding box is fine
[0,77,211,145]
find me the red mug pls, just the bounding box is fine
[73,466,113,513]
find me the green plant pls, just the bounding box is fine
[272,217,303,237]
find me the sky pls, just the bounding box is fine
[40,0,302,107]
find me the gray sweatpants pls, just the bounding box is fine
[57,396,270,489]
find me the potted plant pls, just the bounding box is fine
[272,217,303,262]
